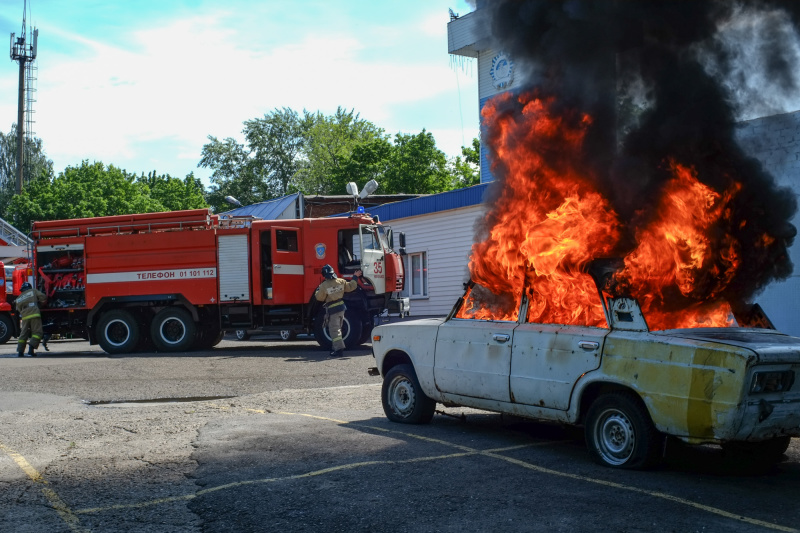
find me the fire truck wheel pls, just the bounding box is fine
[358,323,373,345]
[0,313,14,344]
[194,327,223,350]
[97,310,140,354]
[151,308,197,352]
[280,330,297,341]
[313,308,363,350]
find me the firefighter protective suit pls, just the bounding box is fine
[15,285,46,357]
[314,268,361,357]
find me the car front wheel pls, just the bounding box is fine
[585,392,662,469]
[382,364,435,424]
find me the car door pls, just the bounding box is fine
[510,323,607,410]
[433,317,516,402]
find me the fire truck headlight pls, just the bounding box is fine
[750,370,794,394]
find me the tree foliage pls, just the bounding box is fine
[6,161,208,232]
[201,108,479,209]
[0,125,54,218]
[294,107,386,195]
[138,171,208,212]
[449,137,481,189]
[200,107,305,212]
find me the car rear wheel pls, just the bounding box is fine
[382,364,435,424]
[151,307,196,352]
[97,310,140,354]
[585,392,662,469]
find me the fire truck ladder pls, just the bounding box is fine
[0,217,31,247]
[0,216,31,260]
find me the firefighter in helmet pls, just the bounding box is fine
[15,281,47,357]
[314,264,362,358]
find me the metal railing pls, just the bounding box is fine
[0,217,31,247]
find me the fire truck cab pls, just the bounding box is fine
[30,208,406,354]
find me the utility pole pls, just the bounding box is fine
[9,0,38,195]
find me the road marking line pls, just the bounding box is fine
[75,450,480,514]
[0,442,90,533]
[71,408,800,533]
[361,423,799,533]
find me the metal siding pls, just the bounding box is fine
[736,112,800,336]
[218,234,250,302]
[388,205,485,317]
[369,183,489,222]
[447,11,486,57]
[223,194,302,220]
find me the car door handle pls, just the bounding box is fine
[578,341,599,350]
[493,334,511,343]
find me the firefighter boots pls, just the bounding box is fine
[27,345,36,357]
[17,343,25,357]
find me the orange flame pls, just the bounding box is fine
[461,92,744,330]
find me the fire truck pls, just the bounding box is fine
[28,208,406,354]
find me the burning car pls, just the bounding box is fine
[370,263,800,469]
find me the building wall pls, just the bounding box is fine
[390,204,485,317]
[736,111,800,336]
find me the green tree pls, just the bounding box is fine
[201,108,473,205]
[449,137,481,188]
[294,107,386,195]
[7,161,165,231]
[381,130,451,194]
[200,107,305,212]
[138,171,208,211]
[0,125,54,218]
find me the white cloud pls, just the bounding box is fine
[10,2,480,182]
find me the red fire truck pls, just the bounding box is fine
[28,208,406,354]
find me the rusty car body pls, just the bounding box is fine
[370,274,800,469]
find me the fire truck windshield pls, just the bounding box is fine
[360,225,387,251]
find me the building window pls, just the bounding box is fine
[404,252,428,298]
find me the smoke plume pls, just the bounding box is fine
[479,0,799,306]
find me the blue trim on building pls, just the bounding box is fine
[479,95,495,184]
[365,183,490,222]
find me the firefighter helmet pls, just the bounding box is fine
[20,282,32,291]
[321,264,336,280]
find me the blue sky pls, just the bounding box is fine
[0,0,479,187]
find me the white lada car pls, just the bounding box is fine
[369,275,800,469]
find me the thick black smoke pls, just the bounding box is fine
[482,0,799,304]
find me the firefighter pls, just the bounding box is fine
[315,264,362,358]
[15,282,47,357]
